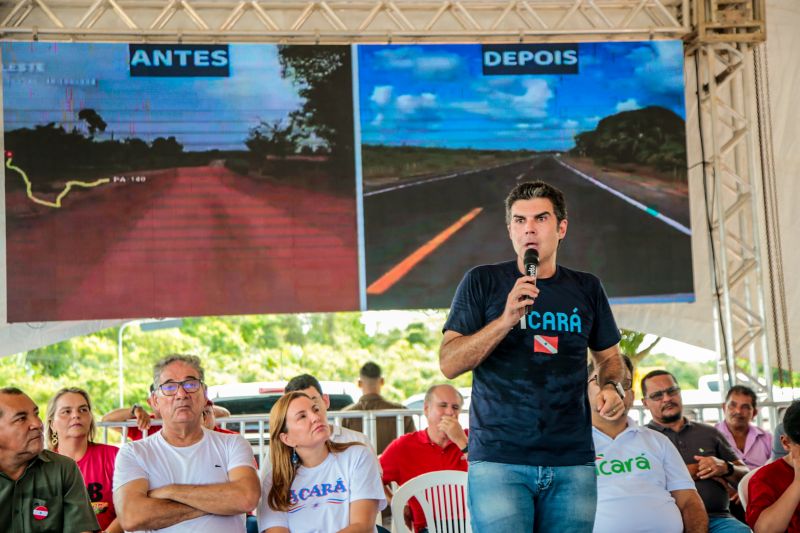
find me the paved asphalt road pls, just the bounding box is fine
[6,165,359,322]
[364,155,693,310]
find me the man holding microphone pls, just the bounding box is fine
[440,180,626,533]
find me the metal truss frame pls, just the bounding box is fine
[692,39,777,398]
[0,0,779,395]
[0,0,693,43]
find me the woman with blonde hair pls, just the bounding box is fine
[47,387,121,533]
[257,391,385,532]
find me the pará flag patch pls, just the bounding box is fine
[534,334,558,355]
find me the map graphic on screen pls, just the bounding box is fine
[2,43,358,322]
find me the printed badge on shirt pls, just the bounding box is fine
[32,499,48,521]
[533,334,558,355]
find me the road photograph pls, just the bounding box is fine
[2,42,359,321]
[358,42,692,310]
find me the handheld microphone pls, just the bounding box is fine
[523,248,539,314]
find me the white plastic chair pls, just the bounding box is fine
[390,470,471,533]
[739,466,762,511]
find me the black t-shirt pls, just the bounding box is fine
[443,261,621,466]
[647,418,740,517]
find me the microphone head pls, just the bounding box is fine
[523,248,539,267]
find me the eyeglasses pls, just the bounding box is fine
[646,386,681,402]
[158,378,203,396]
[587,375,633,391]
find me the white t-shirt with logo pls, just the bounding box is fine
[592,417,697,533]
[113,427,256,532]
[257,444,386,533]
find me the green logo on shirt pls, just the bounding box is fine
[595,453,651,476]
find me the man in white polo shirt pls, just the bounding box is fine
[589,356,707,533]
[113,354,260,532]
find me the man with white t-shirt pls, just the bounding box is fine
[113,354,260,532]
[589,356,706,533]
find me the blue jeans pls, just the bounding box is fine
[708,515,752,533]
[468,460,597,533]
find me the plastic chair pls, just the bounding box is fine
[390,470,471,533]
[739,466,762,511]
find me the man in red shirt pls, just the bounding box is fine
[746,399,800,532]
[380,384,468,533]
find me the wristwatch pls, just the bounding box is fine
[604,380,626,400]
[725,460,735,477]
[130,403,141,417]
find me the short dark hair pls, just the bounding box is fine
[0,387,25,419]
[285,374,323,396]
[783,400,800,444]
[726,385,757,409]
[504,181,568,225]
[640,369,678,398]
[359,362,382,380]
[588,355,634,377]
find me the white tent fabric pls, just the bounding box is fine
[614,0,800,367]
[1,0,798,361]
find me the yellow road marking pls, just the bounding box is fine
[5,157,110,209]
[367,207,483,295]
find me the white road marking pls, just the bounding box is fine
[555,158,692,236]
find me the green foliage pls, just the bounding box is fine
[361,144,534,181]
[245,119,299,165]
[619,329,661,366]
[637,352,716,390]
[278,46,354,177]
[0,311,463,416]
[571,106,686,180]
[5,120,188,188]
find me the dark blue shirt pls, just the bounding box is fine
[443,261,621,466]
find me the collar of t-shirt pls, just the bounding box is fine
[514,263,562,285]
[0,450,51,482]
[416,429,466,452]
[592,416,641,442]
[648,417,693,434]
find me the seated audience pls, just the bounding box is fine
[102,384,230,441]
[284,374,371,448]
[380,384,468,533]
[0,386,99,532]
[746,399,800,532]
[642,370,750,532]
[113,354,260,532]
[716,385,772,470]
[101,384,162,440]
[47,386,121,533]
[257,391,385,532]
[342,361,415,454]
[772,420,788,461]
[203,399,237,434]
[590,357,706,533]
[716,384,772,521]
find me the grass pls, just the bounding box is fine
[362,144,534,183]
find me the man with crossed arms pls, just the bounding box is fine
[113,354,260,532]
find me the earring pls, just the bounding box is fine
[291,448,300,466]
[50,432,58,448]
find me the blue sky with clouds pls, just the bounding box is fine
[357,41,685,151]
[1,42,303,151]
